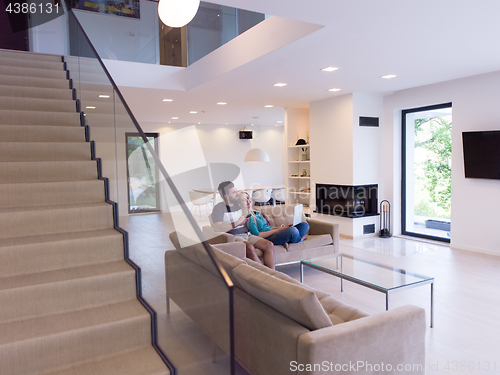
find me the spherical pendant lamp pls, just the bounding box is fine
[244,148,270,163]
[158,0,200,28]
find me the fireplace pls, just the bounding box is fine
[316,184,378,218]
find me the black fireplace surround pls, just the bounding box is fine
[316,184,378,218]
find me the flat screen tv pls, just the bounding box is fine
[462,130,500,179]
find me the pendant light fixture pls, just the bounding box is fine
[158,0,200,28]
[244,148,270,163]
[244,117,270,163]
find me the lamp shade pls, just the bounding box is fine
[244,148,270,163]
[158,0,200,28]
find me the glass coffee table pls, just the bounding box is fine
[300,254,434,327]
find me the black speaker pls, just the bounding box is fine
[239,130,253,139]
[359,116,379,127]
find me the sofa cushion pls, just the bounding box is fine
[244,258,329,300]
[285,234,333,252]
[319,296,369,325]
[232,264,333,331]
[170,231,246,288]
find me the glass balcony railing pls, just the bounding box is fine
[68,0,265,67]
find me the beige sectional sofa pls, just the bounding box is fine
[203,204,340,265]
[166,232,426,375]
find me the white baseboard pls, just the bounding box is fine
[450,244,500,257]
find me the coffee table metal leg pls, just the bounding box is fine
[340,257,344,292]
[300,262,304,283]
[386,293,389,310]
[431,282,434,328]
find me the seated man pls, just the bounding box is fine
[212,181,275,269]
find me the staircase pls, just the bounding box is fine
[0,49,170,375]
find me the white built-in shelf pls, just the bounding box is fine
[288,145,311,148]
[289,191,311,196]
[288,161,310,163]
[289,176,310,179]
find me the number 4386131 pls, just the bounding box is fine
[5,2,59,14]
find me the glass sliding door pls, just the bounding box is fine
[402,103,452,242]
[126,133,160,213]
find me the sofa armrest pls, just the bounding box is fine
[307,218,340,253]
[202,225,236,244]
[213,241,246,259]
[297,305,426,374]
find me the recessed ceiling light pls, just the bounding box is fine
[171,117,179,119]
[264,105,274,108]
[99,95,110,98]
[198,122,201,124]
[381,74,397,79]
[277,121,283,123]
[217,102,227,105]
[86,106,96,109]
[162,99,173,102]
[328,88,341,92]
[273,83,287,87]
[189,111,197,114]
[321,67,338,72]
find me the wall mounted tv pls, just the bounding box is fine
[462,130,500,179]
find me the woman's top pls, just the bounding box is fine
[246,211,272,236]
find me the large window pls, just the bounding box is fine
[126,133,160,214]
[402,103,452,242]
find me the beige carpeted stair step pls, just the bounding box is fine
[0,109,80,126]
[0,229,124,278]
[0,125,85,142]
[44,347,170,375]
[0,48,62,62]
[0,203,114,240]
[0,49,170,375]
[0,97,77,112]
[0,300,151,375]
[0,160,98,183]
[0,65,67,80]
[0,85,74,100]
[0,180,105,208]
[0,57,64,71]
[0,260,137,323]
[0,74,70,90]
[0,142,91,161]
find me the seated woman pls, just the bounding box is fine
[239,192,309,249]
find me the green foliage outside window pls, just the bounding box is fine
[414,116,452,218]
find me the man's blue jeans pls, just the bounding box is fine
[266,222,309,246]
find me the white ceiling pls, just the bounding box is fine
[121,0,500,128]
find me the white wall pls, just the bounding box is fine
[74,1,159,64]
[140,122,284,189]
[383,70,500,255]
[285,107,309,146]
[310,94,354,185]
[29,13,69,55]
[352,93,383,186]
